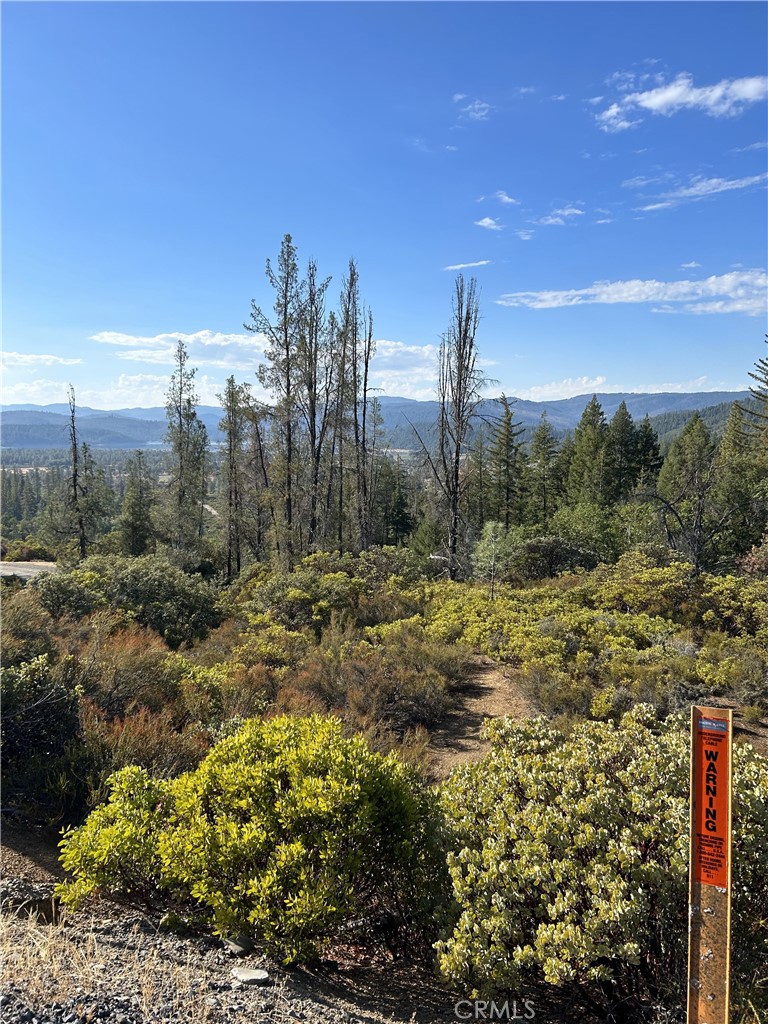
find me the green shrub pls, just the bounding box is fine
[1,655,78,771]
[58,715,448,963]
[35,554,221,648]
[437,706,768,1015]
[0,587,56,668]
[0,654,80,814]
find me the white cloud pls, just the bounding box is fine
[550,94,567,102]
[621,173,670,189]
[443,260,492,271]
[514,375,729,401]
[516,230,535,241]
[595,218,613,225]
[496,268,767,316]
[475,216,503,231]
[597,73,768,132]
[643,172,768,209]
[538,206,585,226]
[90,329,267,370]
[587,96,604,105]
[1,373,243,409]
[494,190,519,205]
[452,93,467,103]
[461,99,493,121]
[516,86,536,96]
[445,145,458,152]
[681,261,702,269]
[1,352,82,367]
[733,141,768,152]
[369,340,440,400]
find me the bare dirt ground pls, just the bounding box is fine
[427,657,539,779]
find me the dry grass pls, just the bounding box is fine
[0,912,220,1021]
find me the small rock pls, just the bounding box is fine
[230,966,270,985]
[222,934,255,956]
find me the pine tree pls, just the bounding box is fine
[656,414,718,571]
[605,401,638,502]
[488,395,526,530]
[713,402,767,565]
[158,340,209,564]
[526,414,559,530]
[634,415,663,488]
[246,234,303,563]
[218,377,251,580]
[118,451,154,557]
[567,396,610,504]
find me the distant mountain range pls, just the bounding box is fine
[1,391,749,451]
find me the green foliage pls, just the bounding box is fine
[0,587,56,667]
[437,707,768,1013]
[425,555,768,719]
[1,654,79,771]
[35,554,221,648]
[237,548,425,633]
[58,716,447,963]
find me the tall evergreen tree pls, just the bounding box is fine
[218,377,251,580]
[488,395,526,530]
[526,413,560,530]
[605,400,639,502]
[117,450,154,557]
[634,415,663,488]
[567,396,610,504]
[655,413,718,571]
[158,340,209,564]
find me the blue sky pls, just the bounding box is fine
[3,1,767,408]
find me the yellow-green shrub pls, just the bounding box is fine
[438,706,768,1015]
[58,715,448,963]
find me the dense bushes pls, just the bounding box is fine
[58,715,448,962]
[424,553,768,719]
[437,706,768,1013]
[35,554,221,648]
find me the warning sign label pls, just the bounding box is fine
[693,716,730,888]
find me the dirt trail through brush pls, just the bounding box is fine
[428,657,539,778]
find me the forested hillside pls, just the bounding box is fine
[2,239,767,1022]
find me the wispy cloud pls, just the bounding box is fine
[550,94,567,102]
[733,141,768,152]
[596,72,768,132]
[478,189,519,205]
[474,217,504,231]
[444,260,492,271]
[452,93,467,103]
[496,268,767,316]
[538,206,585,226]
[0,373,234,409]
[638,172,767,210]
[461,99,493,121]
[681,261,702,269]
[1,352,82,367]
[90,329,267,370]
[621,173,671,189]
[514,374,728,402]
[516,230,535,241]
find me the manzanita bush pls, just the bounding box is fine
[57,714,448,962]
[437,706,768,1012]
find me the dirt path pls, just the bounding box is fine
[427,657,539,779]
